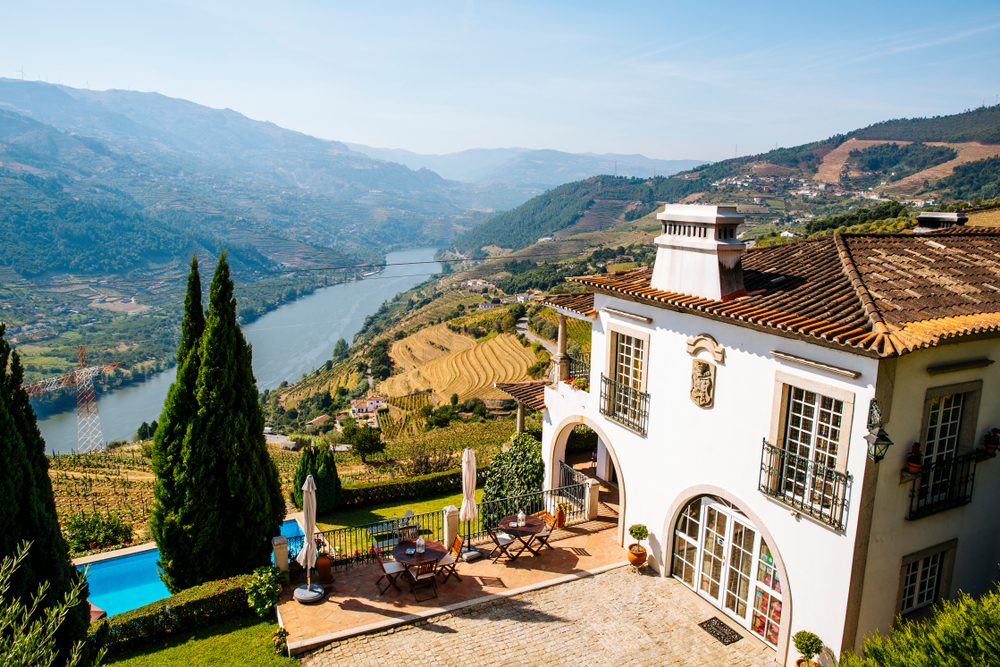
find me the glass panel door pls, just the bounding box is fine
[699,506,727,603]
[923,394,963,504]
[724,521,755,619]
[750,540,782,647]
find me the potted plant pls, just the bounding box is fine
[627,524,648,567]
[555,501,572,528]
[571,377,589,392]
[983,428,999,456]
[906,442,923,474]
[314,538,333,584]
[793,630,823,667]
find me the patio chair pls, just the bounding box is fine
[486,526,516,563]
[397,523,419,542]
[532,510,556,526]
[374,551,406,595]
[437,535,463,584]
[406,560,439,602]
[533,515,556,551]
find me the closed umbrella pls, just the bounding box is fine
[459,448,481,560]
[294,475,324,603]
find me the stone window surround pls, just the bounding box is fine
[604,320,652,393]
[917,380,983,457]
[894,538,958,621]
[767,370,857,474]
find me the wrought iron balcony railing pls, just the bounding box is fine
[907,452,977,520]
[758,439,850,531]
[599,374,649,436]
[568,354,590,382]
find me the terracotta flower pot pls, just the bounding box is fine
[795,660,820,667]
[316,555,333,584]
[985,441,998,455]
[906,460,922,474]
[627,544,647,567]
[555,507,567,528]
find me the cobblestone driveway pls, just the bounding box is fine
[302,566,777,667]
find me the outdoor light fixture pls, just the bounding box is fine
[865,398,893,463]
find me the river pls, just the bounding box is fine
[36,247,441,454]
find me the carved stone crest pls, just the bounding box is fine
[690,359,716,408]
[687,333,723,409]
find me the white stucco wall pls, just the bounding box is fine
[542,292,882,666]
[853,340,1000,647]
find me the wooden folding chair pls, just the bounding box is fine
[396,523,419,542]
[374,551,406,595]
[486,526,516,563]
[437,535,463,583]
[533,516,556,551]
[407,560,439,602]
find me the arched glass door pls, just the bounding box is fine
[672,496,782,647]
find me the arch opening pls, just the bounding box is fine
[549,415,626,545]
[670,495,786,652]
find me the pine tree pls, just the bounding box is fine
[153,252,284,591]
[150,254,205,592]
[0,325,90,661]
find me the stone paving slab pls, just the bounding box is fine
[301,566,777,667]
[279,513,624,655]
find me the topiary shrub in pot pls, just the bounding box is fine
[627,524,648,567]
[793,630,823,667]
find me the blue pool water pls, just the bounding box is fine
[79,548,169,617]
[81,519,303,617]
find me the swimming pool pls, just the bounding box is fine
[80,519,303,617]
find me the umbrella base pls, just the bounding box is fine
[294,584,325,604]
[461,547,482,562]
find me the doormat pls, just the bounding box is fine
[698,617,742,645]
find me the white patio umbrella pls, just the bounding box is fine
[459,448,481,560]
[294,475,324,603]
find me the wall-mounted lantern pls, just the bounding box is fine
[865,398,893,463]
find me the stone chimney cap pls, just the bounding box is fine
[657,204,742,225]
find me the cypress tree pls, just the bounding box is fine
[154,252,284,591]
[291,444,341,514]
[150,255,205,592]
[0,325,90,660]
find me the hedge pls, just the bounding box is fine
[341,466,488,508]
[89,574,254,657]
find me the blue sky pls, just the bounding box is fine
[3,1,999,161]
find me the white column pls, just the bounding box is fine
[443,505,460,550]
[585,479,601,521]
[272,536,289,572]
[596,436,610,481]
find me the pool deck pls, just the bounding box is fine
[72,540,158,567]
[277,503,625,656]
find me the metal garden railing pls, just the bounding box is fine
[758,439,850,531]
[908,452,977,520]
[560,460,590,488]
[568,354,590,383]
[599,373,650,436]
[284,482,588,572]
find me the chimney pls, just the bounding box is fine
[914,211,968,234]
[650,204,747,301]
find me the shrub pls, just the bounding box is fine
[91,574,254,657]
[839,587,1000,666]
[246,566,282,618]
[628,524,648,543]
[63,511,133,553]
[793,631,823,662]
[290,444,341,513]
[341,467,488,508]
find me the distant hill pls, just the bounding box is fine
[454,175,700,253]
[849,105,1000,144]
[346,143,705,187]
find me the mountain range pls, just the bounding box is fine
[345,143,705,187]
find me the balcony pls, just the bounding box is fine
[758,439,850,531]
[568,353,590,383]
[599,374,650,436]
[907,452,977,520]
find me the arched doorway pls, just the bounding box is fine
[671,495,786,651]
[549,415,626,545]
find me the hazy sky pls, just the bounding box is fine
[3,1,999,161]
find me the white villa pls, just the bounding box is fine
[499,205,1000,664]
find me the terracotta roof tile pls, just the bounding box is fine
[494,380,551,411]
[538,292,596,318]
[567,230,1000,357]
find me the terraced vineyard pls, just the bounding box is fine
[389,323,474,375]
[388,392,433,412]
[380,332,536,401]
[396,292,484,330]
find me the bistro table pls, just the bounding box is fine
[498,515,544,559]
[391,539,447,569]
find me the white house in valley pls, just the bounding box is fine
[499,205,1000,665]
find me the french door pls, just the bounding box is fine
[672,497,783,647]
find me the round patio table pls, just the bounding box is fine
[498,515,544,559]
[392,539,447,567]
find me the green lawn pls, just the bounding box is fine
[105,616,295,667]
[315,488,484,531]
